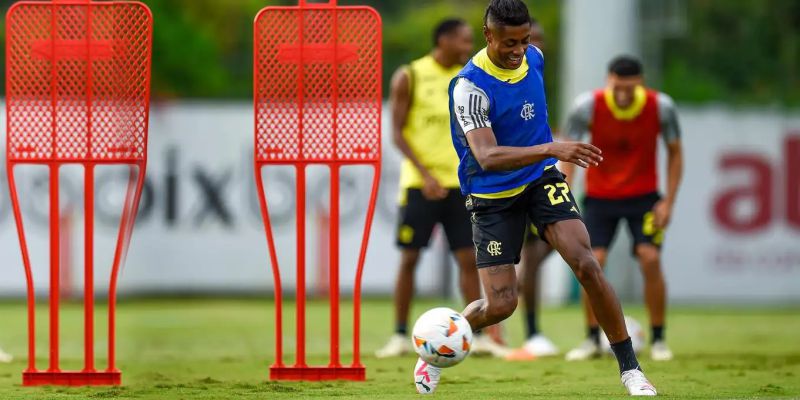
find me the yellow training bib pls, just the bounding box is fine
[399,55,463,192]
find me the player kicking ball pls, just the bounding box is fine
[377,18,509,360]
[413,0,657,395]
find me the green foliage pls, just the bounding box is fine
[145,0,267,98]
[0,0,561,104]
[661,0,800,107]
[382,0,562,123]
[3,0,796,109]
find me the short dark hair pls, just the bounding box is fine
[433,18,467,47]
[484,0,531,27]
[608,55,643,77]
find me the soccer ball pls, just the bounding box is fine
[411,307,473,368]
[600,316,646,354]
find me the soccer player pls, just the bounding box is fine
[376,18,507,359]
[414,1,657,395]
[505,16,559,361]
[562,56,682,362]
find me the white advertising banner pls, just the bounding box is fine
[1,102,798,304]
[663,108,800,303]
[0,102,445,297]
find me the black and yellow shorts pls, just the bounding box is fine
[583,192,665,253]
[467,168,582,268]
[396,189,473,250]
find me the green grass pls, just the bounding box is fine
[0,298,798,399]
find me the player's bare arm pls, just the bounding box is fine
[653,139,683,229]
[465,127,603,171]
[390,67,447,200]
[652,92,684,229]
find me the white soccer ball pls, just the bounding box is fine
[600,316,646,354]
[411,307,473,368]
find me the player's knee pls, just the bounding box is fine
[572,253,603,286]
[635,246,661,271]
[487,293,517,323]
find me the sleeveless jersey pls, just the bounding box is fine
[449,46,557,195]
[587,89,661,199]
[399,55,463,190]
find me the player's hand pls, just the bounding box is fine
[548,142,603,168]
[421,174,448,201]
[652,199,673,229]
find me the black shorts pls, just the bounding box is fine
[467,168,582,268]
[396,189,473,250]
[524,220,542,244]
[583,192,665,253]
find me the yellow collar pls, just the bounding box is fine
[604,85,647,120]
[472,48,528,84]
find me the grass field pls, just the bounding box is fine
[0,298,798,399]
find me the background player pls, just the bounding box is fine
[377,18,507,359]
[506,16,559,361]
[415,1,657,395]
[561,56,683,362]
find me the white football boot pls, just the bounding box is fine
[0,347,12,363]
[523,334,559,357]
[506,334,559,360]
[470,334,511,357]
[650,341,674,361]
[621,369,657,396]
[375,333,412,358]
[565,338,602,361]
[413,358,441,395]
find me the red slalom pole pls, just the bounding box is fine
[295,164,307,368]
[48,165,61,373]
[329,165,341,367]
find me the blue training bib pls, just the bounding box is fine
[449,46,557,195]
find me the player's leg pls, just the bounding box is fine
[452,247,512,357]
[635,245,665,329]
[415,264,517,395]
[415,192,525,394]
[520,232,550,336]
[442,190,511,357]
[507,228,558,359]
[459,193,527,330]
[567,247,607,360]
[377,248,421,357]
[378,189,437,358]
[627,195,672,361]
[582,248,607,332]
[530,169,655,395]
[545,220,629,345]
[452,248,481,308]
[635,244,671,360]
[567,196,619,361]
[462,264,518,329]
[544,220,656,395]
